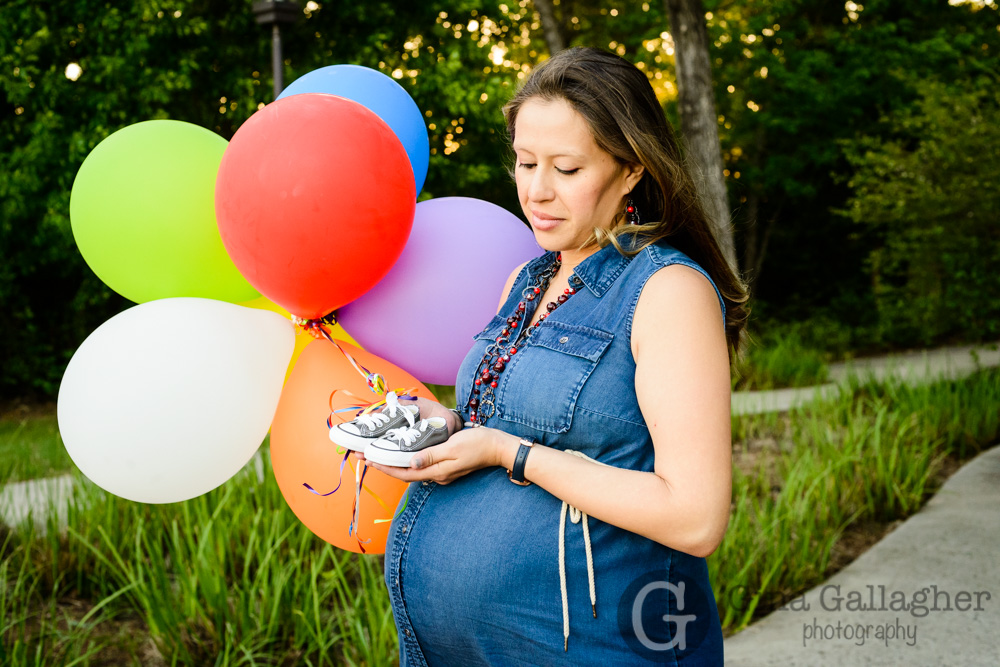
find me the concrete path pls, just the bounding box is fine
[724,445,1000,666]
[0,451,267,534]
[733,342,999,416]
[0,473,74,535]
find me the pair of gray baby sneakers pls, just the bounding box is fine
[328,391,449,467]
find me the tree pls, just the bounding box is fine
[0,0,537,397]
[841,80,1000,346]
[664,0,735,270]
[706,0,1000,347]
[533,0,565,54]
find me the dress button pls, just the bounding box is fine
[405,628,412,637]
[422,481,429,486]
[401,524,408,533]
[559,336,569,344]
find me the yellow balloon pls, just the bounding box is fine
[240,297,360,384]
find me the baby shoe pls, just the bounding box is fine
[364,417,450,467]
[329,391,419,452]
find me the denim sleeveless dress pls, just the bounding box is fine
[384,239,727,666]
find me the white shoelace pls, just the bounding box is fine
[384,419,434,446]
[355,391,416,430]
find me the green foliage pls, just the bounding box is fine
[0,413,71,483]
[733,328,829,391]
[4,0,1000,399]
[1,450,398,665]
[710,0,1000,344]
[840,80,1000,347]
[0,0,270,398]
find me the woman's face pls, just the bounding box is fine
[512,96,643,254]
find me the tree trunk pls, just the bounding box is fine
[533,0,565,55]
[664,0,736,271]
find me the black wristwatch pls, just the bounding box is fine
[449,408,466,432]
[508,437,536,486]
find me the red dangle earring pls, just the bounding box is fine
[625,197,641,225]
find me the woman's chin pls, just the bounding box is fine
[530,228,567,252]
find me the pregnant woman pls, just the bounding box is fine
[365,46,748,665]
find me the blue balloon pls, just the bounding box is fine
[278,65,430,194]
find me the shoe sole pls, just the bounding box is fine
[329,427,375,452]
[363,443,418,468]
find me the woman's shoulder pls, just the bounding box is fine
[641,239,698,271]
[638,241,725,320]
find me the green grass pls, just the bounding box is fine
[2,449,396,666]
[0,414,74,483]
[1,369,998,662]
[711,367,1000,630]
[733,329,830,391]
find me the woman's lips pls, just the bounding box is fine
[531,211,562,231]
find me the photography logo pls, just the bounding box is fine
[617,570,714,661]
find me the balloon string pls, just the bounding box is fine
[291,313,386,395]
[343,455,410,525]
[348,459,370,553]
[292,312,412,545]
[302,448,350,496]
[326,386,419,426]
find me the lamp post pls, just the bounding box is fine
[252,0,301,100]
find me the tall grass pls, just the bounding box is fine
[0,414,72,483]
[733,329,830,391]
[2,369,998,661]
[711,368,1000,631]
[2,450,396,666]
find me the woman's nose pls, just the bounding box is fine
[526,169,554,202]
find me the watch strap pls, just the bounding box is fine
[508,437,535,486]
[449,408,466,431]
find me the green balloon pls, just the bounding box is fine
[70,120,259,304]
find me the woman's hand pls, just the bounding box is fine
[366,426,516,485]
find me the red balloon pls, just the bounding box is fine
[215,94,415,319]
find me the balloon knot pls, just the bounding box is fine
[292,312,339,339]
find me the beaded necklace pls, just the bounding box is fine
[463,253,579,425]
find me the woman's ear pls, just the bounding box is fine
[622,163,645,194]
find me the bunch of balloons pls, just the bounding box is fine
[59,64,540,553]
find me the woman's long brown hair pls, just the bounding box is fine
[504,47,749,358]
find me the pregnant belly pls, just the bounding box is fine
[400,468,568,644]
[395,467,701,662]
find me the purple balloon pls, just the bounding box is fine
[337,197,541,385]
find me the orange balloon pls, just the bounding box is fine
[240,296,359,384]
[269,338,435,553]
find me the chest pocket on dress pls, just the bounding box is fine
[495,321,613,434]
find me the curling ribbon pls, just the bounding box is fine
[292,313,386,395]
[293,311,413,546]
[326,386,420,427]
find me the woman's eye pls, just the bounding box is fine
[555,167,579,175]
[517,162,536,170]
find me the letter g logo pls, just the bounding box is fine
[617,570,715,660]
[632,581,697,651]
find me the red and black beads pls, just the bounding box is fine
[462,255,579,425]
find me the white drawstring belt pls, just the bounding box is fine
[557,450,613,651]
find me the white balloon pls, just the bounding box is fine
[57,298,295,503]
